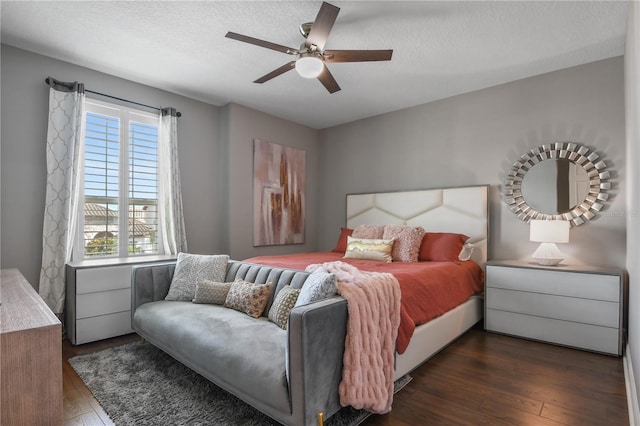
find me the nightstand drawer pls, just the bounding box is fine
[486,309,620,355]
[76,265,132,293]
[76,288,131,319]
[486,287,619,328]
[76,311,133,345]
[486,265,619,302]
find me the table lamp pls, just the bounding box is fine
[529,219,570,266]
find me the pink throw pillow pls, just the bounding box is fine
[352,224,385,239]
[383,225,425,262]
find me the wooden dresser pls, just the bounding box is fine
[1,269,63,425]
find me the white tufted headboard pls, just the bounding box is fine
[346,185,489,265]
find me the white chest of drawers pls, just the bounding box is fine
[65,256,175,345]
[485,261,627,356]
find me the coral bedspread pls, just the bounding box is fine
[244,252,484,353]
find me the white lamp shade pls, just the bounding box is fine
[295,56,324,79]
[529,220,570,243]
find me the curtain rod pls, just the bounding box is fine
[44,77,182,117]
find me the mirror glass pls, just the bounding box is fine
[521,159,589,214]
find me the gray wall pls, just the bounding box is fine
[318,57,626,268]
[625,1,640,418]
[0,45,627,291]
[1,45,225,287]
[222,102,319,260]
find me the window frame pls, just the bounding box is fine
[74,98,165,261]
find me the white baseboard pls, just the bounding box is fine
[624,344,640,426]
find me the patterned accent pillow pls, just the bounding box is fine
[383,225,426,262]
[352,224,385,239]
[343,236,394,263]
[295,267,337,307]
[268,285,301,329]
[165,253,229,301]
[224,279,274,318]
[192,280,232,305]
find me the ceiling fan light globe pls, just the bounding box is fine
[295,56,323,78]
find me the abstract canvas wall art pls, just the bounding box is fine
[253,139,305,246]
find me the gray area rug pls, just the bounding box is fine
[69,340,412,426]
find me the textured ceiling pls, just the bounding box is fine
[0,1,629,129]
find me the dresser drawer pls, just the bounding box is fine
[486,309,620,355]
[76,288,131,319]
[76,265,132,294]
[486,265,620,302]
[486,287,619,328]
[75,311,133,345]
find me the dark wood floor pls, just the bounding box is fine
[63,324,628,426]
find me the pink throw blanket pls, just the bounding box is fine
[306,261,401,413]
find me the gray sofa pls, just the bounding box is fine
[131,260,348,426]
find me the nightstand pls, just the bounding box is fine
[485,260,627,356]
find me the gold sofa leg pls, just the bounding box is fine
[317,411,324,426]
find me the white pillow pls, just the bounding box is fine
[295,267,337,307]
[165,253,229,301]
[458,242,475,261]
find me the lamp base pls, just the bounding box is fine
[532,242,565,266]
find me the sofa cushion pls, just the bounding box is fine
[268,285,300,329]
[225,261,310,314]
[294,267,336,307]
[165,253,229,301]
[133,301,290,414]
[224,280,273,318]
[192,280,232,305]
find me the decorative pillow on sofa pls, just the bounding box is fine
[192,280,232,305]
[383,225,426,262]
[343,236,394,263]
[352,224,385,239]
[165,253,229,301]
[268,285,300,329]
[332,227,354,253]
[295,267,337,307]
[418,232,469,261]
[224,279,274,318]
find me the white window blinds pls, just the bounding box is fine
[79,99,163,259]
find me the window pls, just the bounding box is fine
[77,99,163,259]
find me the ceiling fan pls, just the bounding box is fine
[225,1,393,94]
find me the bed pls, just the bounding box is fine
[246,185,489,379]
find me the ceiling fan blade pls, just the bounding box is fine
[226,32,295,54]
[317,64,341,94]
[323,50,393,63]
[254,61,296,84]
[306,2,340,52]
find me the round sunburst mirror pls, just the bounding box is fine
[504,142,611,226]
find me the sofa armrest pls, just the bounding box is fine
[288,296,348,426]
[131,262,176,315]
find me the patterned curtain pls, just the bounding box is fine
[159,107,188,254]
[39,78,85,314]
